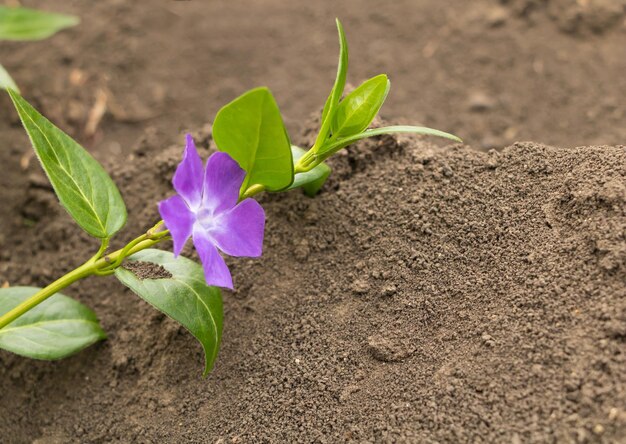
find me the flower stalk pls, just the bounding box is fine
[0,225,170,330]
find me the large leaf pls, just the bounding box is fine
[0,287,106,360]
[213,87,293,192]
[0,6,79,41]
[115,249,223,376]
[314,18,349,149]
[288,146,331,197]
[0,63,18,92]
[8,90,127,238]
[331,74,390,138]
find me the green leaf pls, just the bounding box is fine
[0,287,106,360]
[331,74,390,138]
[8,90,127,238]
[288,146,331,197]
[318,125,463,160]
[213,87,293,193]
[0,6,79,41]
[314,18,349,150]
[0,63,19,92]
[115,249,223,376]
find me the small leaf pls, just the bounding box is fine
[0,63,19,92]
[331,74,390,138]
[115,249,223,376]
[8,90,127,238]
[0,287,106,360]
[320,18,349,125]
[314,18,349,150]
[288,146,331,197]
[318,125,463,160]
[213,87,293,192]
[0,6,79,41]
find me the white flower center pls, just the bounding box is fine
[196,207,218,231]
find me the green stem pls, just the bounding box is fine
[312,114,332,153]
[0,225,170,330]
[240,183,265,199]
[294,149,318,173]
[0,261,96,329]
[87,238,109,264]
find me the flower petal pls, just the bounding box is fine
[193,226,233,289]
[158,195,194,256]
[210,198,265,257]
[173,134,204,209]
[202,152,246,214]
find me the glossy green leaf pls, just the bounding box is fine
[332,74,390,138]
[318,125,463,160]
[314,18,349,150]
[0,287,106,360]
[0,63,18,92]
[288,146,331,197]
[213,87,293,192]
[0,6,79,41]
[115,249,223,376]
[8,90,127,238]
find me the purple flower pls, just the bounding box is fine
[159,134,265,289]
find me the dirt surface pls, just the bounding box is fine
[0,0,625,443]
[122,262,173,281]
[1,125,625,443]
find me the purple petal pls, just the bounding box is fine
[173,134,204,210]
[158,195,194,256]
[202,152,246,214]
[193,227,233,289]
[210,198,265,257]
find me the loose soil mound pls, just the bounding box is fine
[1,127,624,443]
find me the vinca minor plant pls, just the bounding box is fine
[0,20,460,375]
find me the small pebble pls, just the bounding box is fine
[467,92,496,112]
[382,284,397,297]
[481,333,496,347]
[592,424,604,435]
[484,6,508,28]
[351,279,370,295]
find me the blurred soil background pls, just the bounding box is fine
[0,0,625,239]
[0,0,624,442]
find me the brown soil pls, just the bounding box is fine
[122,262,173,281]
[0,0,625,443]
[2,125,625,443]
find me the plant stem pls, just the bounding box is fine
[294,149,319,173]
[0,226,170,330]
[88,238,109,264]
[240,183,265,199]
[0,261,95,329]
